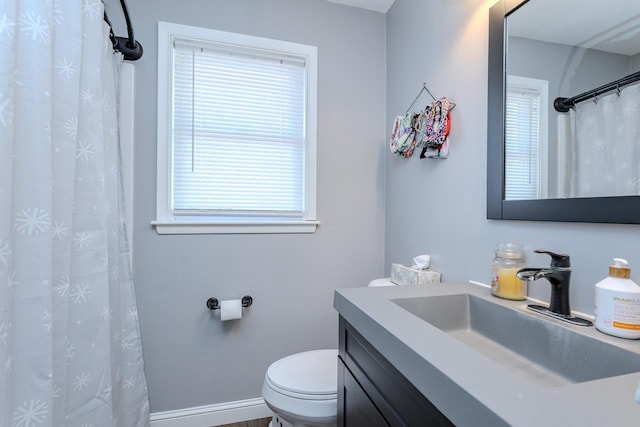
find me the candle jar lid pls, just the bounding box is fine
[495,242,525,261]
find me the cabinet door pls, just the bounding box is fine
[339,358,388,427]
[339,316,454,427]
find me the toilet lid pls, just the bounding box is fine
[266,349,338,396]
[368,278,396,287]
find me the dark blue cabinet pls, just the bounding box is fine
[338,316,454,427]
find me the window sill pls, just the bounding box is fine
[151,220,319,235]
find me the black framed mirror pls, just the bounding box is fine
[487,0,640,223]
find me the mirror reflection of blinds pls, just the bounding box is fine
[505,86,541,200]
[172,40,306,217]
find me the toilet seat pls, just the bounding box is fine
[266,349,337,399]
[367,277,395,287]
[265,375,336,401]
[262,349,338,426]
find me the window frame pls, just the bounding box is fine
[153,22,318,235]
[504,75,549,200]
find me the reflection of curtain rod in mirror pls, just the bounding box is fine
[554,70,640,112]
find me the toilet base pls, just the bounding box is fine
[268,414,333,427]
[268,414,293,427]
[267,415,298,427]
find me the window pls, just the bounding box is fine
[154,22,318,234]
[504,76,548,200]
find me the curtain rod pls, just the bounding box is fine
[554,69,640,112]
[104,0,143,61]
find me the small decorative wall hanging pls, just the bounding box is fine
[390,83,455,159]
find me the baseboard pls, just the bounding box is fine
[150,398,273,427]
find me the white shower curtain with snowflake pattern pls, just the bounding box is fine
[0,1,149,426]
[566,82,640,197]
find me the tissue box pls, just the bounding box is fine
[390,263,441,286]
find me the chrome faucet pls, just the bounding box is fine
[517,250,592,327]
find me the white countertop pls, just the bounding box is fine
[333,282,640,427]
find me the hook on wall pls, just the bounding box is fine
[405,83,456,114]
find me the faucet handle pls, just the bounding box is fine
[534,249,571,268]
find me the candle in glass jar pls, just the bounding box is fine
[494,267,526,300]
[491,243,527,300]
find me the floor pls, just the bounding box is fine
[216,417,271,427]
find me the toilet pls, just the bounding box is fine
[261,278,395,427]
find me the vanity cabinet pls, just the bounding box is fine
[338,316,453,427]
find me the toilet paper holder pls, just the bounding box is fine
[206,295,253,310]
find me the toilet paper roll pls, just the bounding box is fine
[220,299,243,321]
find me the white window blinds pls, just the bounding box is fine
[172,40,307,217]
[505,84,542,200]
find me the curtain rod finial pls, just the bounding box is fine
[115,37,143,61]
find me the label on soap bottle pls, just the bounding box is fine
[612,294,640,330]
[595,288,640,338]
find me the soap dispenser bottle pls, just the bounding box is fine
[594,258,640,339]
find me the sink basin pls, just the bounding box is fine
[392,293,640,388]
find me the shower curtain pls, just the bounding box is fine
[565,82,640,198]
[0,1,149,426]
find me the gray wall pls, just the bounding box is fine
[128,0,386,412]
[508,36,632,103]
[507,36,632,197]
[632,52,640,72]
[127,0,640,415]
[385,0,640,314]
